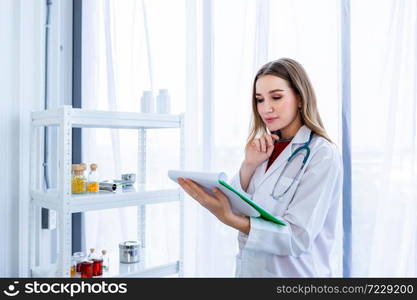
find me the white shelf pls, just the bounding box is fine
[31,188,181,213]
[32,107,181,129]
[33,261,179,278]
[29,106,185,277]
[104,261,179,278]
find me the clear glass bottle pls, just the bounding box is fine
[71,164,86,194]
[70,257,77,277]
[88,248,103,276]
[87,163,99,193]
[101,249,109,272]
[73,251,86,273]
[88,248,95,259]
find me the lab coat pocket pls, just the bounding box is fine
[240,249,275,278]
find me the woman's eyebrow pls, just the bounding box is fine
[255,89,285,96]
[268,89,284,93]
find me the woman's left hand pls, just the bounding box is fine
[178,177,234,225]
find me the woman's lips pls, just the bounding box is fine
[265,117,278,123]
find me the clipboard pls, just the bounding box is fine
[168,170,286,226]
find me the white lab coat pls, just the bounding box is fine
[229,125,343,277]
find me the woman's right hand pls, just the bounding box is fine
[244,133,279,167]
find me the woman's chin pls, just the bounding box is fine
[266,124,281,132]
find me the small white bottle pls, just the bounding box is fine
[141,90,154,113]
[88,248,96,260]
[101,250,110,272]
[156,89,171,114]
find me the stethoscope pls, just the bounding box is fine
[270,131,314,201]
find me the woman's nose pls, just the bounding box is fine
[263,100,274,112]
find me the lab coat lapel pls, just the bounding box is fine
[256,125,312,189]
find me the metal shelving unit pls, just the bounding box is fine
[29,105,185,277]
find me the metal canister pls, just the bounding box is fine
[121,173,136,183]
[119,241,140,264]
[99,182,117,192]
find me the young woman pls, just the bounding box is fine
[178,58,343,277]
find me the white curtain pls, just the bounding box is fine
[81,0,417,277]
[267,0,343,276]
[82,0,185,270]
[194,0,258,277]
[351,0,417,277]
[82,0,134,266]
[81,0,343,277]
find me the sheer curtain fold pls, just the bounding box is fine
[364,0,417,277]
[253,0,270,72]
[351,0,417,277]
[82,0,185,270]
[82,0,141,260]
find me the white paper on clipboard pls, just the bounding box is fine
[167,170,260,217]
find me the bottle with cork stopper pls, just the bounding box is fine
[87,163,99,193]
[101,250,109,272]
[88,248,103,276]
[71,164,87,194]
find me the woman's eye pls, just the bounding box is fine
[256,98,264,103]
[273,97,282,100]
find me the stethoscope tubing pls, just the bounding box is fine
[270,131,314,200]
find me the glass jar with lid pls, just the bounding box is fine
[80,259,94,278]
[72,251,86,273]
[71,164,86,194]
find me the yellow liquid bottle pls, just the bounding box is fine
[87,163,99,193]
[71,164,86,194]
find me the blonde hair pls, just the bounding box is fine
[246,58,332,150]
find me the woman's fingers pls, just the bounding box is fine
[266,135,273,147]
[184,178,204,194]
[254,139,260,152]
[249,133,280,154]
[178,177,212,207]
[250,135,277,153]
[178,178,199,199]
[212,188,229,205]
[178,179,233,224]
[259,136,266,152]
[212,187,226,199]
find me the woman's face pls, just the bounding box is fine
[255,74,302,133]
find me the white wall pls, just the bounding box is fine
[0,0,72,277]
[0,0,45,277]
[0,0,22,278]
[0,0,44,277]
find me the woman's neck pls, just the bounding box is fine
[280,117,303,139]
